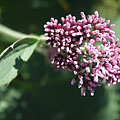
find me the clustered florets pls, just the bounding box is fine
[44,11,120,96]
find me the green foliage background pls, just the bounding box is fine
[0,0,120,120]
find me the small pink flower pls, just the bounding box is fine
[44,11,120,96]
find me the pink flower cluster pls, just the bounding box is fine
[44,11,120,96]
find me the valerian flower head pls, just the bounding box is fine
[44,11,120,96]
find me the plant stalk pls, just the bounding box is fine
[0,24,46,43]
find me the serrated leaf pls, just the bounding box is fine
[0,36,38,86]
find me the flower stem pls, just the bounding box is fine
[0,24,47,55]
[0,24,46,43]
[0,24,27,42]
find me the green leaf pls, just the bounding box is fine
[0,36,38,86]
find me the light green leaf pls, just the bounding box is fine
[0,36,38,86]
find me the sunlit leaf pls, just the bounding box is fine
[0,37,38,86]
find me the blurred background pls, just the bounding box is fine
[0,0,120,120]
